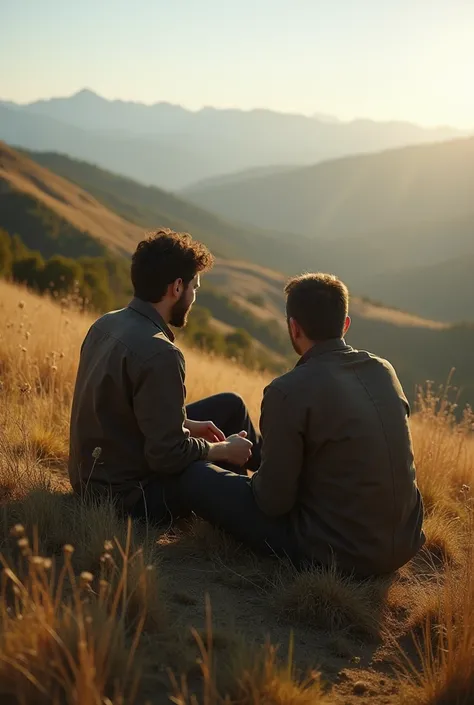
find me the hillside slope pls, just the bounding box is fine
[203,260,474,410]
[2,143,472,407]
[0,143,293,369]
[365,253,474,322]
[184,136,474,243]
[0,142,143,257]
[185,137,474,321]
[28,148,474,323]
[23,148,317,276]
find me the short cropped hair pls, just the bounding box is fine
[284,273,349,340]
[131,229,214,302]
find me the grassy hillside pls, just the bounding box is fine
[0,278,473,704]
[0,142,142,256]
[0,143,292,370]
[4,143,474,407]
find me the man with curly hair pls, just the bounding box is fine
[69,229,256,521]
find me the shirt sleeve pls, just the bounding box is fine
[133,347,209,474]
[251,383,304,516]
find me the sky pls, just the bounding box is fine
[1,0,473,128]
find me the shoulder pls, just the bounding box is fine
[141,342,185,371]
[264,362,321,401]
[93,307,180,363]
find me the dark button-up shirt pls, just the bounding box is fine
[252,339,424,575]
[68,298,209,508]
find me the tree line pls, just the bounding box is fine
[0,227,131,311]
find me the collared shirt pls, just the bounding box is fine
[252,339,424,575]
[68,298,210,508]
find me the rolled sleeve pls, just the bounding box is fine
[133,347,209,474]
[252,383,304,516]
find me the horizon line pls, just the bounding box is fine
[1,87,469,132]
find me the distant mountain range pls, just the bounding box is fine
[1,90,473,323]
[0,89,467,189]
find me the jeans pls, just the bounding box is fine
[130,393,299,561]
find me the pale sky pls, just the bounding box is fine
[1,0,473,127]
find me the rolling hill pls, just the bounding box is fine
[21,148,317,277]
[1,142,473,409]
[184,136,474,242]
[1,89,465,190]
[184,137,474,321]
[0,142,142,258]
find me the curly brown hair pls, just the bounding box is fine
[131,229,214,302]
[285,272,349,341]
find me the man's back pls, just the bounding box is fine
[68,298,208,508]
[253,339,424,575]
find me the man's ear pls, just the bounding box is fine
[289,316,300,339]
[170,278,184,300]
[343,315,351,336]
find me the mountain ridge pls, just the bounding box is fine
[1,89,467,190]
[17,89,462,131]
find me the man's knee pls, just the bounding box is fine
[216,392,246,416]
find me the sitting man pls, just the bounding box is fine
[68,229,257,522]
[176,273,425,576]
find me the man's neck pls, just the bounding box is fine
[298,339,317,358]
[152,300,171,325]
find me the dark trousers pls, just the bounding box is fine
[186,392,262,473]
[130,393,299,561]
[130,392,259,520]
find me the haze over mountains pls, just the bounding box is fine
[0,89,466,190]
[186,137,474,322]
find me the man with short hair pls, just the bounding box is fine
[178,273,424,576]
[69,230,258,522]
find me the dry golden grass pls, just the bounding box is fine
[1,278,474,704]
[273,563,387,640]
[0,523,153,705]
[169,601,332,705]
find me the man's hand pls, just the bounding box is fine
[207,430,253,467]
[225,431,253,466]
[185,419,226,443]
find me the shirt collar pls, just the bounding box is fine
[296,338,351,367]
[127,298,175,342]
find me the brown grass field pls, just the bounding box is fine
[0,277,473,704]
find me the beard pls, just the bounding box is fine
[169,291,193,328]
